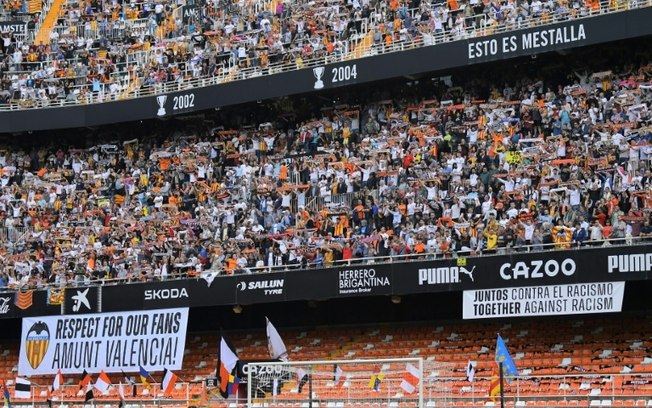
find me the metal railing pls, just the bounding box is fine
[0,235,647,291]
[50,17,152,41]
[0,225,32,243]
[2,0,648,111]
[2,373,652,407]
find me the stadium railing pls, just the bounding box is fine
[0,226,31,243]
[2,0,649,111]
[0,235,647,291]
[3,373,652,406]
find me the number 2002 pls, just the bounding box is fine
[173,94,195,110]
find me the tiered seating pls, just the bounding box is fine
[1,316,652,405]
[1,0,627,108]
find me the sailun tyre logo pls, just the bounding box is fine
[238,279,284,295]
[25,321,50,369]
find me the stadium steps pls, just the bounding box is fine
[33,0,65,45]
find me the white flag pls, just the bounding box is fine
[14,378,31,399]
[466,361,475,383]
[266,317,288,361]
[201,271,219,287]
[94,371,112,395]
[334,365,344,386]
[52,370,63,391]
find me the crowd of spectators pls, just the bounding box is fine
[0,59,651,290]
[0,0,615,106]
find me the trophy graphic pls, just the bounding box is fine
[156,95,167,116]
[313,67,325,90]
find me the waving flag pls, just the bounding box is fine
[333,364,344,387]
[466,361,475,383]
[201,271,219,287]
[266,317,288,361]
[94,371,111,394]
[399,363,420,394]
[84,382,94,402]
[1,379,11,408]
[78,371,92,391]
[139,366,152,388]
[14,378,30,399]
[495,335,518,383]
[121,370,137,396]
[161,369,178,397]
[368,368,384,391]
[489,367,501,401]
[52,370,63,391]
[218,335,239,399]
[227,374,239,397]
[118,382,126,408]
[296,369,310,394]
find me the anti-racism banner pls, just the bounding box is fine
[462,282,625,319]
[18,308,188,375]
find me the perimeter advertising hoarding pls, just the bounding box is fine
[1,7,651,132]
[0,245,649,318]
[100,245,649,308]
[18,308,188,375]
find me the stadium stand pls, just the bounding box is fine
[0,0,651,406]
[0,0,635,108]
[2,316,652,404]
[0,54,650,287]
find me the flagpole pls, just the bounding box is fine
[418,357,423,408]
[308,365,313,408]
[499,362,505,408]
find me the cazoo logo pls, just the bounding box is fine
[237,279,284,296]
[241,363,284,377]
[499,259,576,280]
